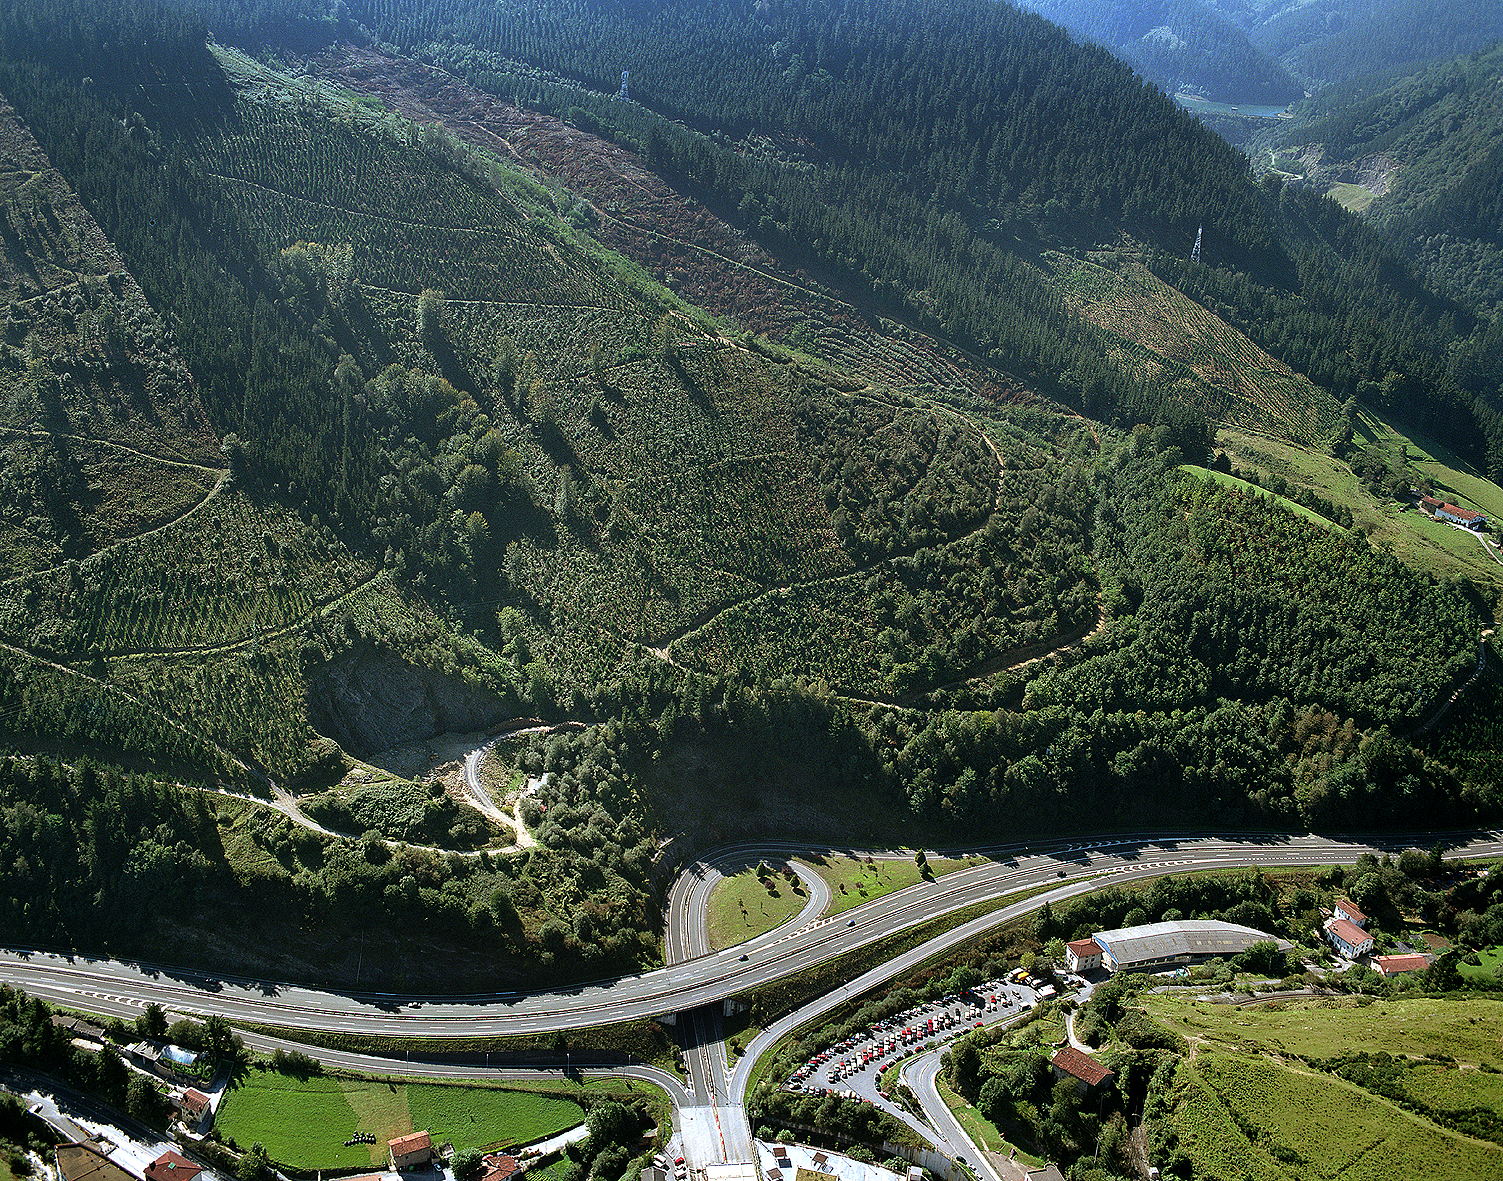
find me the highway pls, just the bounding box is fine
[4,829,1500,1172]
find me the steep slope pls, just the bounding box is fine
[0,100,221,573]
[1253,44,1503,317]
[1019,0,1301,103]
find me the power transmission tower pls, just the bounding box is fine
[616,69,629,102]
[1191,224,1202,264]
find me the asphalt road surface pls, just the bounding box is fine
[8,832,1496,1043]
[5,829,1501,1170]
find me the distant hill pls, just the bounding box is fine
[1252,43,1503,318]
[1018,0,1302,103]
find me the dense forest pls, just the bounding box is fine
[1253,43,1503,319]
[0,0,1499,989]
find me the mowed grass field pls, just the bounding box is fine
[706,867,809,950]
[1141,993,1503,1063]
[813,853,982,917]
[217,1068,583,1168]
[1177,1052,1503,1181]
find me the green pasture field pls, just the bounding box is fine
[1141,993,1503,1064]
[812,853,982,916]
[1327,182,1377,212]
[1179,1052,1503,1181]
[1218,415,1503,590]
[1458,945,1503,982]
[706,867,809,950]
[216,1067,583,1169]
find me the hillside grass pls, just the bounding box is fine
[1141,993,1503,1063]
[1457,945,1503,982]
[1180,465,1340,530]
[1327,182,1378,212]
[1172,1052,1503,1181]
[1218,415,1503,591]
[813,853,980,917]
[706,866,809,950]
[937,1076,1044,1166]
[216,1067,583,1169]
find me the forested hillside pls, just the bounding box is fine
[1252,44,1503,318]
[1018,0,1301,103]
[1041,0,1503,97]
[0,0,1499,987]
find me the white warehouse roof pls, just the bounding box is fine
[1092,919,1290,969]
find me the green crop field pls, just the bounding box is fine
[216,1068,584,1169]
[1142,993,1503,1063]
[706,866,809,950]
[1176,1052,1503,1181]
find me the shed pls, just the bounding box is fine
[389,1132,434,1170]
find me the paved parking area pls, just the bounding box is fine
[778,978,1047,1126]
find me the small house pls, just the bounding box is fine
[1333,899,1368,929]
[1373,953,1429,977]
[1049,1047,1114,1096]
[146,1151,202,1181]
[174,1088,213,1132]
[1065,938,1103,973]
[1324,917,1374,958]
[482,1155,521,1181]
[389,1132,434,1171]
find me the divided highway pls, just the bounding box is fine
[4,829,1501,1171]
[4,833,1499,1042]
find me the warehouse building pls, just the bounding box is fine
[1089,919,1290,974]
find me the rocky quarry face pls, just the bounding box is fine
[306,644,513,757]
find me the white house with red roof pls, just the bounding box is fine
[1324,916,1374,958]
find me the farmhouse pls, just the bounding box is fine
[1324,916,1374,958]
[1373,953,1429,976]
[1333,898,1368,928]
[1065,937,1103,973]
[389,1132,434,1171]
[1050,1047,1114,1095]
[1420,496,1488,530]
[1089,919,1290,974]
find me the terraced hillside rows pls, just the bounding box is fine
[0,98,223,572]
[1044,250,1342,445]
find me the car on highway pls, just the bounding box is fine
[848,918,856,926]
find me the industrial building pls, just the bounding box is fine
[1086,919,1290,974]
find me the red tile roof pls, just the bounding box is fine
[1325,917,1371,948]
[389,1132,432,1156]
[1066,938,1102,958]
[482,1155,520,1181]
[1335,898,1367,925]
[1374,953,1429,976]
[180,1089,211,1116]
[1051,1046,1114,1087]
[145,1152,201,1181]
